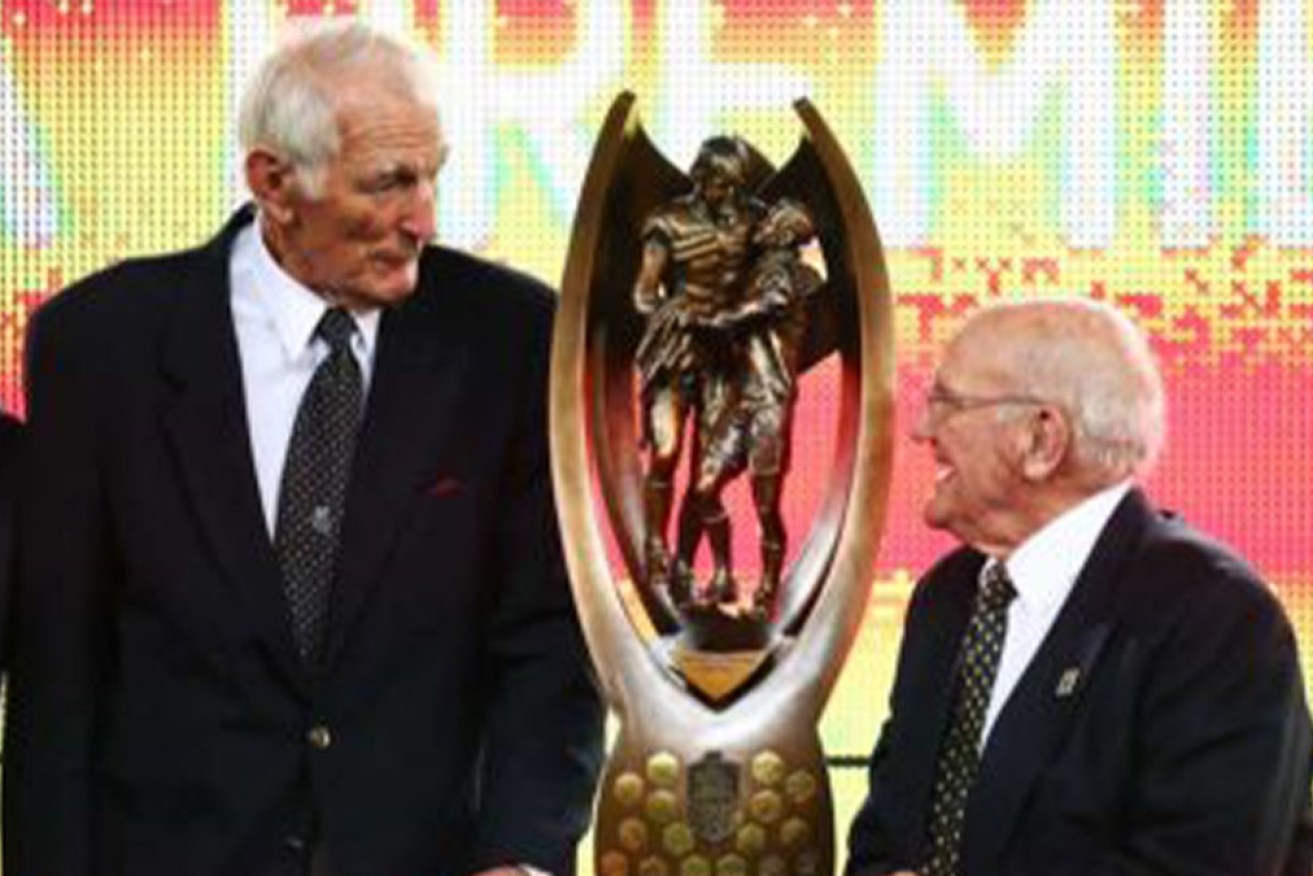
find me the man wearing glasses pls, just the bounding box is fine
[846,298,1312,876]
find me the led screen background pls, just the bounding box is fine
[2,0,1311,861]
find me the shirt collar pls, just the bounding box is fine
[242,218,380,363]
[990,480,1133,614]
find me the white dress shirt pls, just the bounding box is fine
[228,221,380,537]
[981,480,1132,742]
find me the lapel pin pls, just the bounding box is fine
[1055,667,1081,698]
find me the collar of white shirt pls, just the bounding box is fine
[233,220,381,367]
[976,480,1133,740]
[990,479,1133,619]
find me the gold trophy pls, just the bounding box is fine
[550,92,893,876]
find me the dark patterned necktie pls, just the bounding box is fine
[924,562,1017,876]
[274,307,363,668]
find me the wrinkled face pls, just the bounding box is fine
[273,88,445,309]
[911,331,1036,553]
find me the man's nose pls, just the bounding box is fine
[401,179,437,242]
[910,403,934,443]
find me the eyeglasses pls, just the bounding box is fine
[921,386,1046,424]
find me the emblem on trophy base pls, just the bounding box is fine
[551,92,894,876]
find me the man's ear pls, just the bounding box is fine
[244,147,298,225]
[1020,405,1072,481]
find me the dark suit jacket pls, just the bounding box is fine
[5,209,604,876]
[847,489,1313,876]
[0,411,21,661]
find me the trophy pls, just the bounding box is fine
[550,92,894,876]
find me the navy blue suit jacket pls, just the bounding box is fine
[847,489,1313,876]
[5,209,604,876]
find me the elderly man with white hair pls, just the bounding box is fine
[6,18,602,876]
[846,298,1313,876]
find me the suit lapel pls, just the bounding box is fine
[159,209,310,693]
[961,489,1156,872]
[322,273,470,670]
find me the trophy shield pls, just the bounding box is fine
[550,92,894,876]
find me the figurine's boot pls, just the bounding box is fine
[674,488,704,581]
[754,538,784,616]
[670,557,695,608]
[704,508,738,605]
[751,472,786,614]
[643,477,673,591]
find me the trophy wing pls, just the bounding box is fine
[554,91,692,711]
[585,103,691,636]
[741,98,895,715]
[758,139,853,375]
[739,119,872,639]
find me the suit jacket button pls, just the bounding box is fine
[307,724,333,750]
[283,835,307,854]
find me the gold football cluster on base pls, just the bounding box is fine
[597,749,826,876]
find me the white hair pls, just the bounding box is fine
[971,297,1167,483]
[237,18,441,198]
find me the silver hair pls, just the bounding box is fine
[237,18,441,198]
[975,297,1167,483]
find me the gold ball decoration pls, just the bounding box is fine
[614,771,646,808]
[734,823,767,857]
[646,751,681,788]
[679,855,711,876]
[750,750,786,787]
[714,853,748,876]
[599,851,630,876]
[748,789,785,825]
[618,817,650,853]
[784,770,818,804]
[646,789,680,825]
[637,856,669,876]
[779,816,812,850]
[662,822,695,857]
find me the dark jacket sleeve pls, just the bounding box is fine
[846,717,904,876]
[4,284,116,876]
[0,411,24,664]
[846,562,952,876]
[470,286,605,876]
[1086,545,1313,876]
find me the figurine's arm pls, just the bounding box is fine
[707,259,794,330]
[633,236,670,316]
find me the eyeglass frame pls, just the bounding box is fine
[920,384,1049,425]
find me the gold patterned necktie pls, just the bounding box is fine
[924,562,1017,876]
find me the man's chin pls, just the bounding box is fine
[352,275,419,308]
[922,502,948,532]
[377,283,419,304]
[922,492,959,535]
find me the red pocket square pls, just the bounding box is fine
[427,476,464,498]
